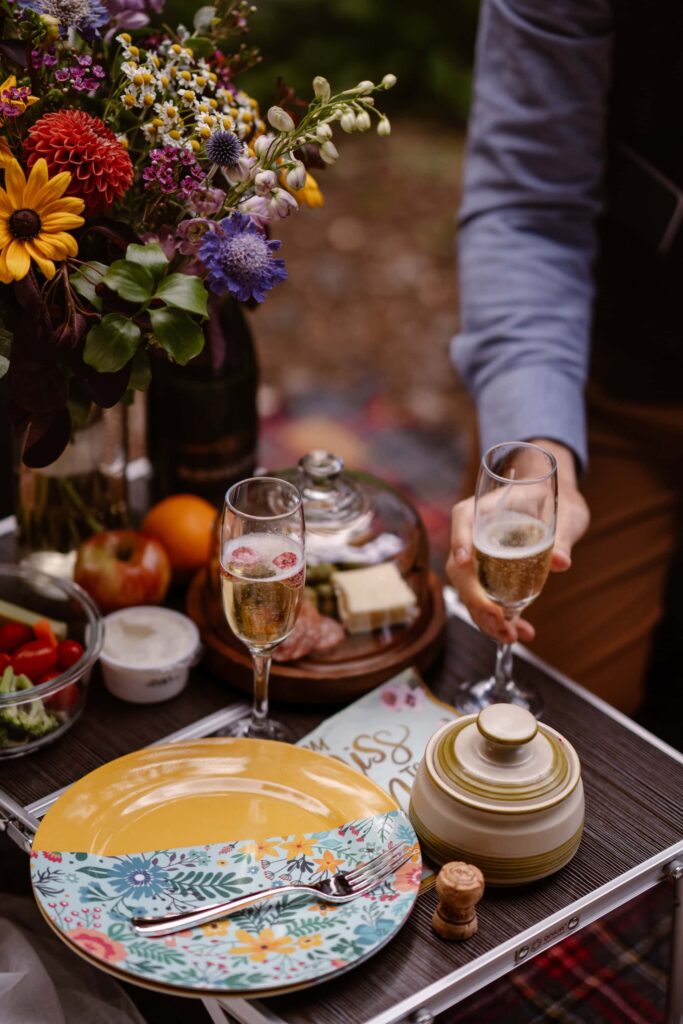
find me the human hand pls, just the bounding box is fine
[445,441,590,645]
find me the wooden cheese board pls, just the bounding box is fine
[186,568,447,705]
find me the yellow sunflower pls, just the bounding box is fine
[0,158,85,283]
[0,139,13,169]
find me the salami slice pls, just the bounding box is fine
[313,614,345,653]
[273,602,320,662]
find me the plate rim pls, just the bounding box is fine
[34,869,420,1001]
[33,736,399,853]
[31,738,422,999]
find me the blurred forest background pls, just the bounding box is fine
[170,0,480,559]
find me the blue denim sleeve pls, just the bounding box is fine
[451,0,613,469]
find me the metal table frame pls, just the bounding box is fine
[1,591,681,1024]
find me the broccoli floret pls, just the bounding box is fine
[3,700,58,738]
[0,665,58,744]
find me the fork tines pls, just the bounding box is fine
[348,845,413,893]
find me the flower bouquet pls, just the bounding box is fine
[0,0,395,478]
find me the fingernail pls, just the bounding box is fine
[455,546,469,566]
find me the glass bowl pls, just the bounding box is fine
[0,564,103,759]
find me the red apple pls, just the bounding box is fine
[74,530,171,613]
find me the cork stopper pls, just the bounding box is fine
[431,861,485,940]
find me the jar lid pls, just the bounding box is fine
[426,705,581,814]
[277,450,427,573]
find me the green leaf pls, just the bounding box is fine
[84,314,141,373]
[183,36,214,58]
[70,261,108,311]
[129,347,151,390]
[153,273,209,318]
[125,242,169,281]
[150,308,205,365]
[104,260,154,304]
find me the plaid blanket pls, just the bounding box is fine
[451,886,671,1023]
[261,392,675,1024]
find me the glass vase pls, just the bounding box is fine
[15,406,129,576]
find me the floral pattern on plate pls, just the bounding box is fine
[30,810,420,995]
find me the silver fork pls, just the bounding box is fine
[130,845,412,938]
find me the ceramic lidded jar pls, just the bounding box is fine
[409,704,584,886]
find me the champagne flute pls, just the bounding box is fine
[218,477,305,740]
[454,442,557,717]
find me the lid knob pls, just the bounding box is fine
[476,704,538,747]
[299,450,345,484]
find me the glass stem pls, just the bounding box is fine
[492,641,513,701]
[491,608,516,702]
[251,653,271,723]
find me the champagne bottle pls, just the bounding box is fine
[147,299,259,507]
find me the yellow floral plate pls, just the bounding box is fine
[30,739,421,999]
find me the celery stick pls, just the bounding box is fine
[0,598,67,639]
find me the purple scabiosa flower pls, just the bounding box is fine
[18,0,110,36]
[205,131,242,168]
[198,212,287,303]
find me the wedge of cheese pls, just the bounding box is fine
[332,563,418,634]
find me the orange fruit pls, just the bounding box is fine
[142,494,217,575]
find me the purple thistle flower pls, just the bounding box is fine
[205,131,242,168]
[198,212,287,303]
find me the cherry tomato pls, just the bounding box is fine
[40,673,81,714]
[56,639,85,671]
[38,670,61,684]
[11,640,58,681]
[0,622,33,653]
[0,652,10,673]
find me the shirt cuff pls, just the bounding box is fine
[475,365,587,470]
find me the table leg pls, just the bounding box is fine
[667,861,683,1024]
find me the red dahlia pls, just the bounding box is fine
[24,110,133,216]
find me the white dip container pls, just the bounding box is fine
[100,607,201,703]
